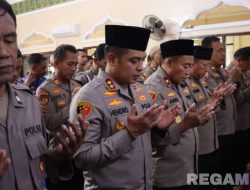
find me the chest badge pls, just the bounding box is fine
[108,99,123,106]
[116,121,125,130]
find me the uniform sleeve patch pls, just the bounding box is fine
[77,100,93,118]
[39,93,49,104]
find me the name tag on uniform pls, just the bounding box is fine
[110,106,129,117]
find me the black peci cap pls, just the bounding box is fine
[160,39,194,58]
[105,25,151,51]
[194,46,213,60]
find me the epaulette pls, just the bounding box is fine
[11,83,33,95]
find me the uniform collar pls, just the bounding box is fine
[97,70,135,100]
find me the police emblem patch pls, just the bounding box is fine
[77,101,93,118]
[39,93,49,104]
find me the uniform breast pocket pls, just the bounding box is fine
[24,134,47,189]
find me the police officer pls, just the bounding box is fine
[36,44,81,136]
[75,43,106,86]
[187,46,233,190]
[36,44,83,190]
[24,53,48,94]
[70,25,180,190]
[0,2,87,189]
[202,37,236,189]
[145,40,215,190]
[228,47,250,174]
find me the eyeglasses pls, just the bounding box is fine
[0,8,6,17]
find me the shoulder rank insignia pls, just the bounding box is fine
[104,91,117,97]
[167,91,175,97]
[105,78,116,89]
[39,93,49,104]
[183,87,190,95]
[164,77,171,85]
[148,90,157,101]
[191,82,197,88]
[77,100,93,118]
[116,121,125,130]
[138,94,147,101]
[54,80,60,85]
[108,99,123,106]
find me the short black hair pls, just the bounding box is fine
[54,44,77,62]
[28,53,46,66]
[0,0,16,27]
[202,36,220,48]
[234,46,250,60]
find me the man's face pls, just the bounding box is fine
[167,55,194,85]
[33,61,47,78]
[192,59,209,78]
[211,41,225,67]
[0,12,18,85]
[237,58,250,72]
[109,49,146,84]
[77,51,87,69]
[57,51,77,80]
